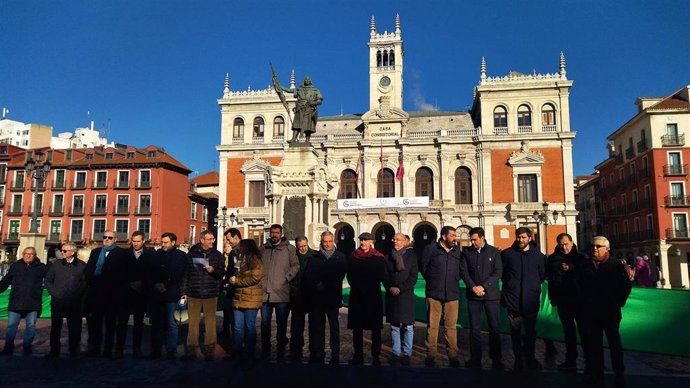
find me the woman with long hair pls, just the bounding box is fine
[228,239,264,368]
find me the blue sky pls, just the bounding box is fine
[1,0,689,177]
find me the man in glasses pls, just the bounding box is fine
[0,247,47,356]
[580,236,631,387]
[546,233,587,371]
[44,242,87,358]
[84,230,129,358]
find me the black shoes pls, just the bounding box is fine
[526,358,543,370]
[465,359,482,368]
[424,356,436,367]
[558,360,577,371]
[348,356,364,365]
[44,352,60,359]
[449,358,461,368]
[400,356,411,366]
[491,360,505,370]
[372,356,381,366]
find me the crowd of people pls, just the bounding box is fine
[0,224,634,386]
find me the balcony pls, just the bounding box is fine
[10,182,25,191]
[30,181,46,191]
[663,164,687,176]
[47,233,61,242]
[625,147,634,159]
[136,181,151,189]
[135,206,151,215]
[4,233,19,242]
[90,206,108,216]
[72,181,87,190]
[661,134,685,147]
[28,209,44,218]
[92,180,108,190]
[615,154,624,165]
[52,180,66,191]
[116,232,129,242]
[49,206,64,217]
[7,206,23,216]
[113,205,130,215]
[542,124,557,132]
[114,180,130,190]
[92,232,104,241]
[517,126,533,133]
[70,233,83,242]
[69,207,85,216]
[637,139,648,153]
[493,127,508,135]
[665,195,690,207]
[666,228,690,240]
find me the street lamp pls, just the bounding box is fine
[25,151,51,234]
[219,206,228,230]
[532,202,559,253]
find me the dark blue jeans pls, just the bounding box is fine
[467,299,502,361]
[5,311,38,352]
[261,302,289,354]
[151,302,179,354]
[234,309,258,356]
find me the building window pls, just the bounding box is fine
[517,104,532,127]
[137,219,151,240]
[671,182,685,206]
[415,167,434,198]
[139,170,151,188]
[8,220,20,239]
[49,220,61,241]
[147,150,156,158]
[248,181,266,207]
[190,202,197,219]
[115,219,129,240]
[116,195,129,214]
[85,153,93,160]
[118,171,130,188]
[53,194,64,213]
[32,193,43,215]
[454,167,472,205]
[11,194,22,213]
[127,151,135,159]
[0,164,7,181]
[95,171,107,188]
[233,118,244,138]
[541,103,556,125]
[377,169,395,198]
[66,150,72,161]
[70,220,84,241]
[14,171,25,188]
[105,153,113,160]
[273,116,285,137]
[139,194,151,214]
[93,219,106,240]
[202,205,208,222]
[189,225,196,244]
[493,106,507,128]
[667,123,679,141]
[517,174,538,202]
[668,152,682,174]
[673,213,688,238]
[94,194,107,213]
[642,156,649,177]
[253,117,265,137]
[338,169,357,199]
[54,169,65,188]
[75,172,87,189]
[72,195,84,214]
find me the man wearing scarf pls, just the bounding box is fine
[288,236,312,362]
[84,230,130,357]
[346,232,386,366]
[383,233,419,366]
[302,231,347,365]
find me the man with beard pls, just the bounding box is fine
[121,230,154,358]
[259,224,299,361]
[547,233,587,370]
[302,231,347,365]
[501,227,546,370]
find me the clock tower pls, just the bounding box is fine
[363,14,408,138]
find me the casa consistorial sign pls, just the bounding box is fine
[337,197,430,210]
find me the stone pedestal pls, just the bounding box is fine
[267,146,334,247]
[19,233,47,264]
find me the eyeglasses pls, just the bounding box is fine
[103,236,115,240]
[61,250,72,253]
[23,253,36,256]
[593,244,607,249]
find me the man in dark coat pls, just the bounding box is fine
[547,232,587,370]
[302,231,347,365]
[148,232,187,359]
[420,226,462,368]
[121,230,155,358]
[84,230,131,357]
[346,232,386,366]
[44,242,87,358]
[460,227,503,369]
[383,233,418,366]
[180,230,225,361]
[501,226,546,370]
[580,236,631,387]
[289,235,312,362]
[0,247,46,356]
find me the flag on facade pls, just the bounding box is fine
[380,139,384,175]
[396,152,405,181]
[355,150,363,198]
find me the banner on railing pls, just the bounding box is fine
[337,196,429,210]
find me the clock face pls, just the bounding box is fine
[379,76,391,87]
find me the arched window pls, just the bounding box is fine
[377,169,395,198]
[389,51,395,67]
[339,169,357,199]
[517,104,532,127]
[415,167,434,198]
[253,117,264,137]
[541,103,556,131]
[273,116,285,137]
[455,167,472,204]
[383,50,389,67]
[376,51,382,67]
[493,106,507,128]
[233,117,244,138]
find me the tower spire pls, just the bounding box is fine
[370,15,376,36]
[480,57,487,82]
[559,51,567,79]
[223,73,230,97]
[290,69,296,89]
[395,14,401,34]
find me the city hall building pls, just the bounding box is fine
[216,16,577,258]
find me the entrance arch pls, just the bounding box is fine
[334,223,356,258]
[456,225,472,250]
[373,222,395,256]
[412,222,438,260]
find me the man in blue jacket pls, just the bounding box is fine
[501,226,546,370]
[460,227,503,369]
[420,226,461,368]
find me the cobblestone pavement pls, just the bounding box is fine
[0,309,688,387]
